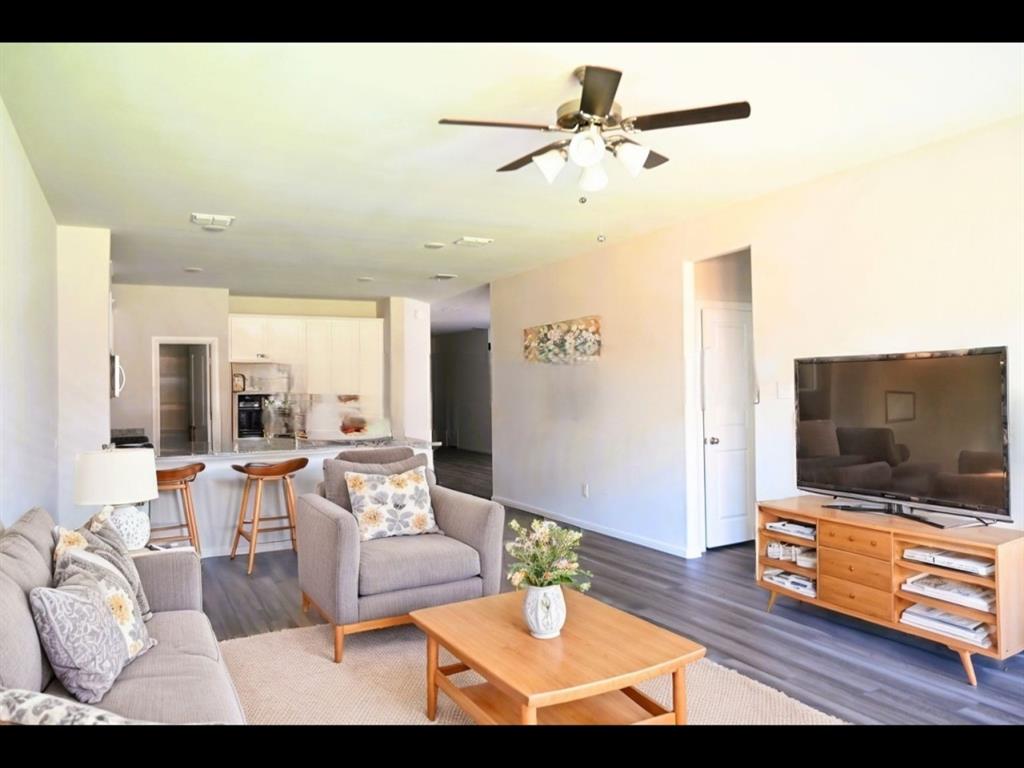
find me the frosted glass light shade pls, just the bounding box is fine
[568,126,605,167]
[615,141,650,177]
[74,448,158,505]
[531,148,567,184]
[579,163,609,192]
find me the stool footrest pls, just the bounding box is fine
[251,525,294,534]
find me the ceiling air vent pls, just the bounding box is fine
[432,273,458,281]
[453,236,493,247]
[190,212,235,232]
[423,242,446,250]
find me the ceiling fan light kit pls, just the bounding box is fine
[440,65,749,192]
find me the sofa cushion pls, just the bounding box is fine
[3,506,56,563]
[359,534,480,596]
[334,446,414,464]
[323,453,434,512]
[43,609,245,724]
[0,526,55,692]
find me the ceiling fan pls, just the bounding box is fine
[439,65,751,192]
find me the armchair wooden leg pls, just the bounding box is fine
[334,626,345,663]
[301,592,311,614]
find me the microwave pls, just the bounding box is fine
[110,354,126,398]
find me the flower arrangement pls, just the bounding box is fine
[505,519,592,592]
[523,315,601,364]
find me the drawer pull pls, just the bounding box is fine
[848,593,856,599]
[828,531,835,537]
[848,565,855,572]
[870,541,877,547]
[848,535,855,542]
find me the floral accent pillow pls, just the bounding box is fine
[52,512,152,621]
[345,466,439,541]
[0,688,156,725]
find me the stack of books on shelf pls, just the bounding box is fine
[903,546,995,577]
[902,573,996,613]
[899,603,992,648]
[762,567,816,598]
[765,519,816,541]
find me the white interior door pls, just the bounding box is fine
[702,306,755,548]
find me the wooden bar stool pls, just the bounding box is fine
[229,457,309,575]
[151,463,206,554]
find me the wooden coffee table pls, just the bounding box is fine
[410,590,706,725]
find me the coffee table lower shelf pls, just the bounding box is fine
[436,673,677,725]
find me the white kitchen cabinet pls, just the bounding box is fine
[265,317,306,388]
[304,319,333,394]
[229,316,267,362]
[329,319,360,395]
[357,318,384,418]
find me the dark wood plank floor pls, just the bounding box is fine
[202,448,1024,725]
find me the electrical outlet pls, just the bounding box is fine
[582,483,590,498]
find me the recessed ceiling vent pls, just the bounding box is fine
[190,212,235,232]
[453,236,493,247]
[432,273,458,281]
[423,242,446,250]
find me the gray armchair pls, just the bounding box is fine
[296,450,505,662]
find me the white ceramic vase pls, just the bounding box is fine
[522,584,566,639]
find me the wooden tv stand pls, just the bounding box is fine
[756,496,1024,686]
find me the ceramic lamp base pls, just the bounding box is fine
[105,504,150,550]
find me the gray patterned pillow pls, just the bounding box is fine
[0,688,155,725]
[30,567,156,704]
[344,465,440,541]
[53,514,152,620]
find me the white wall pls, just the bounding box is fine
[385,297,432,441]
[228,296,379,317]
[56,226,111,526]
[695,248,752,303]
[0,95,58,526]
[491,116,1024,558]
[110,284,231,450]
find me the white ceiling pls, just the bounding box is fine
[1,43,1021,303]
[431,284,490,335]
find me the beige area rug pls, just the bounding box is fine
[220,624,845,725]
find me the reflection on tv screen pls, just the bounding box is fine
[796,351,1007,514]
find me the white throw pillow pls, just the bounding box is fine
[344,466,439,541]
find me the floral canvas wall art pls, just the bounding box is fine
[523,315,601,363]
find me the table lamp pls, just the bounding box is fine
[74,447,158,549]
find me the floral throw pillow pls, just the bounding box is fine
[344,466,439,541]
[0,688,156,725]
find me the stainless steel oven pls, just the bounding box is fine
[237,394,266,438]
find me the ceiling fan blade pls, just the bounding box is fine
[439,118,551,131]
[496,140,569,172]
[629,101,751,132]
[579,66,622,118]
[644,150,670,169]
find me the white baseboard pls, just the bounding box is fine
[491,496,699,559]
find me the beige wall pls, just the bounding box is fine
[57,226,111,526]
[491,116,1024,556]
[228,295,378,317]
[111,284,231,450]
[695,248,751,303]
[1,95,58,526]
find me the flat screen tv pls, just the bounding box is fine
[794,347,1009,526]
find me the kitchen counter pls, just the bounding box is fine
[150,436,437,557]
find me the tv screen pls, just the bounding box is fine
[794,347,1009,521]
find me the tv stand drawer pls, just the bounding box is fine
[820,521,892,560]
[820,546,892,590]
[820,575,893,621]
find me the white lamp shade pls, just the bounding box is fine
[531,148,567,184]
[615,141,650,178]
[74,448,158,506]
[568,127,606,167]
[578,163,609,192]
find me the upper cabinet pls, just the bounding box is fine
[230,314,384,408]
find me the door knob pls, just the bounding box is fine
[706,437,720,445]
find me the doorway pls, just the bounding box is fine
[153,341,216,457]
[694,248,756,549]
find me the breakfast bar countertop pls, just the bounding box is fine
[154,436,438,463]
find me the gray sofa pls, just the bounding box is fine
[0,507,245,724]
[297,451,505,662]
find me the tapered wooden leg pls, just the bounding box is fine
[957,649,978,687]
[334,626,345,663]
[766,591,778,613]
[230,478,251,560]
[184,485,201,556]
[284,476,298,552]
[520,704,537,725]
[246,480,263,575]
[672,667,687,724]
[426,635,438,720]
[301,592,311,614]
